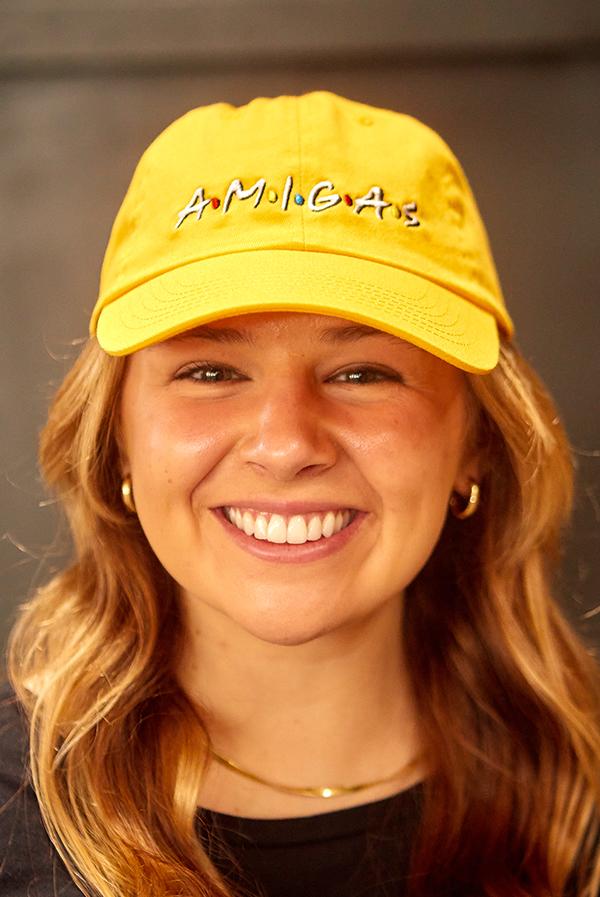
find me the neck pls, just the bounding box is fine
[177,593,424,816]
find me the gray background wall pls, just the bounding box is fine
[1,0,599,661]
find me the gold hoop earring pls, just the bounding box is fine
[449,482,480,520]
[121,476,136,514]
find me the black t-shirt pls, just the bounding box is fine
[198,787,422,897]
[1,684,593,896]
[0,683,422,896]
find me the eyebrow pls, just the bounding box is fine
[171,322,405,346]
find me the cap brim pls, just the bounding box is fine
[94,249,499,373]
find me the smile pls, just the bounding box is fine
[222,507,357,545]
[212,506,367,564]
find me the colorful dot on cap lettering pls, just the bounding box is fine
[267,189,278,203]
[211,197,220,209]
[294,193,305,205]
[343,194,353,206]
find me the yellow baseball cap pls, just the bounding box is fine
[90,91,513,373]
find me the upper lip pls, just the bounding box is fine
[213,500,363,515]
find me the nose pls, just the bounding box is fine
[236,377,339,481]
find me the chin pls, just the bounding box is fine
[230,609,342,647]
[225,589,373,647]
[180,577,385,648]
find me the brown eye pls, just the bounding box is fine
[174,363,244,383]
[331,366,403,385]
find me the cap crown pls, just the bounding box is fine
[95,92,511,337]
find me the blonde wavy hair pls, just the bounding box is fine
[7,336,600,897]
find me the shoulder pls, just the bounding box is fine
[0,680,80,896]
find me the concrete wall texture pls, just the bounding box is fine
[1,0,599,659]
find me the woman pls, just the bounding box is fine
[1,91,599,897]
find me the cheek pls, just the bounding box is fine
[363,401,466,511]
[124,399,234,499]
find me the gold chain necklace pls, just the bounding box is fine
[208,747,420,799]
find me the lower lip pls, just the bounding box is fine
[211,508,368,564]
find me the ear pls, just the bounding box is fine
[452,448,483,497]
[117,446,130,479]
[114,408,130,479]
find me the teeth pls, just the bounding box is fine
[242,511,255,536]
[267,514,287,544]
[223,508,354,545]
[254,514,268,540]
[286,515,307,544]
[307,515,322,541]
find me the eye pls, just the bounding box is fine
[172,362,404,386]
[173,363,244,383]
[329,366,404,385]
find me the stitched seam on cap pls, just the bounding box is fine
[295,96,306,249]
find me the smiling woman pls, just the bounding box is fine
[1,93,599,897]
[120,314,472,654]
